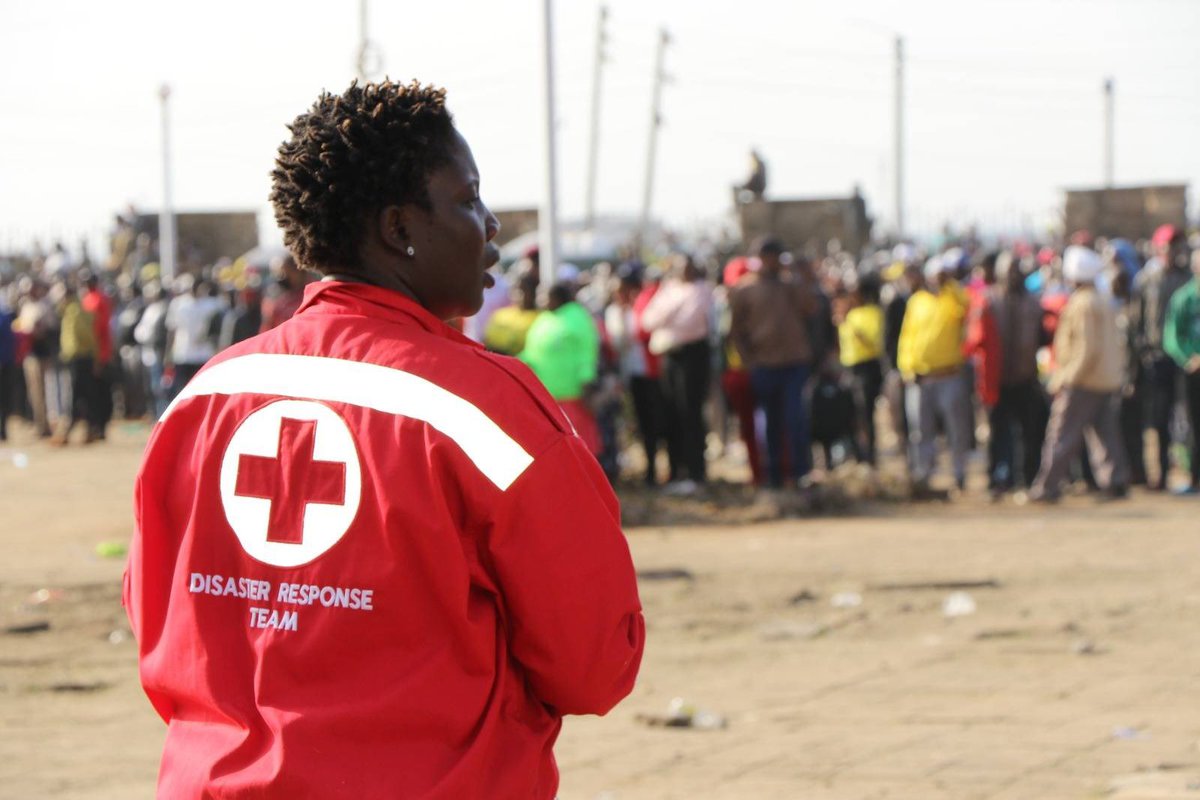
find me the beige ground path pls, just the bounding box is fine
[1,422,1197,798]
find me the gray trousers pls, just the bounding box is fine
[905,371,970,485]
[1031,387,1128,498]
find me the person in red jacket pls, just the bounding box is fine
[81,271,114,440]
[124,79,644,799]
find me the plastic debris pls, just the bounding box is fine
[831,591,863,609]
[760,621,827,641]
[107,629,129,645]
[1071,639,1098,655]
[26,588,64,606]
[942,591,977,618]
[1113,726,1150,741]
[94,540,128,558]
[636,697,728,730]
[12,452,29,469]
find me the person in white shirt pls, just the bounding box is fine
[641,254,714,493]
[165,274,224,400]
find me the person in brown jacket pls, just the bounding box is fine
[729,238,818,488]
[1029,246,1129,502]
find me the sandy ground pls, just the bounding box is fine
[1,421,1198,799]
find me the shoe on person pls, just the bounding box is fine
[1097,485,1128,502]
[1025,489,1059,505]
[1171,484,1200,497]
[661,479,699,497]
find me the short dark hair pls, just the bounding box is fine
[754,236,786,257]
[270,80,457,274]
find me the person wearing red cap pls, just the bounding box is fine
[1133,225,1191,490]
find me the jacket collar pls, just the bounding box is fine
[295,280,481,349]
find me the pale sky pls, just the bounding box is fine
[2,0,1198,258]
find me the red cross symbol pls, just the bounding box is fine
[234,417,347,544]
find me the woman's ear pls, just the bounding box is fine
[378,206,410,254]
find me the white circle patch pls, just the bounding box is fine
[219,399,362,567]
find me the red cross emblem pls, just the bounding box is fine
[234,417,347,544]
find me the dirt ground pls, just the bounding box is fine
[1,421,1198,799]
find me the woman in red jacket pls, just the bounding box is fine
[126,80,644,799]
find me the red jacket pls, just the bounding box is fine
[82,287,113,365]
[125,281,644,799]
[963,286,1001,407]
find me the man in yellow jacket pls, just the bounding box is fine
[1029,246,1129,502]
[897,254,970,491]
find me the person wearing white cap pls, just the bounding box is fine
[897,253,970,492]
[1028,246,1129,502]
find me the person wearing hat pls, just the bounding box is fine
[1133,225,1192,490]
[1029,246,1129,502]
[1163,248,1200,494]
[896,254,971,492]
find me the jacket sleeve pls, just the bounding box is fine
[484,435,645,716]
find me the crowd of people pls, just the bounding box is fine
[0,250,309,444]
[467,224,1200,503]
[3,223,1200,505]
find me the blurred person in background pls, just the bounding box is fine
[133,280,171,419]
[484,263,540,356]
[1029,246,1129,503]
[730,238,818,490]
[81,270,114,439]
[1133,225,1191,490]
[114,277,149,419]
[165,274,223,400]
[216,281,263,351]
[897,255,970,493]
[971,252,1047,498]
[1111,263,1147,487]
[49,280,99,445]
[605,264,664,486]
[12,277,56,437]
[0,284,15,440]
[718,255,763,486]
[259,252,306,332]
[641,253,714,494]
[1162,248,1200,495]
[520,281,602,455]
[462,259,509,343]
[835,270,884,466]
[882,249,921,467]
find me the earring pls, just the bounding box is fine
[406,246,415,257]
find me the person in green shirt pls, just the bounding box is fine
[1163,249,1200,494]
[519,282,601,454]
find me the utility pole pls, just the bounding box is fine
[583,5,609,231]
[538,0,561,287]
[894,35,905,240]
[1103,77,1115,187]
[158,83,177,283]
[356,0,382,82]
[639,28,670,246]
